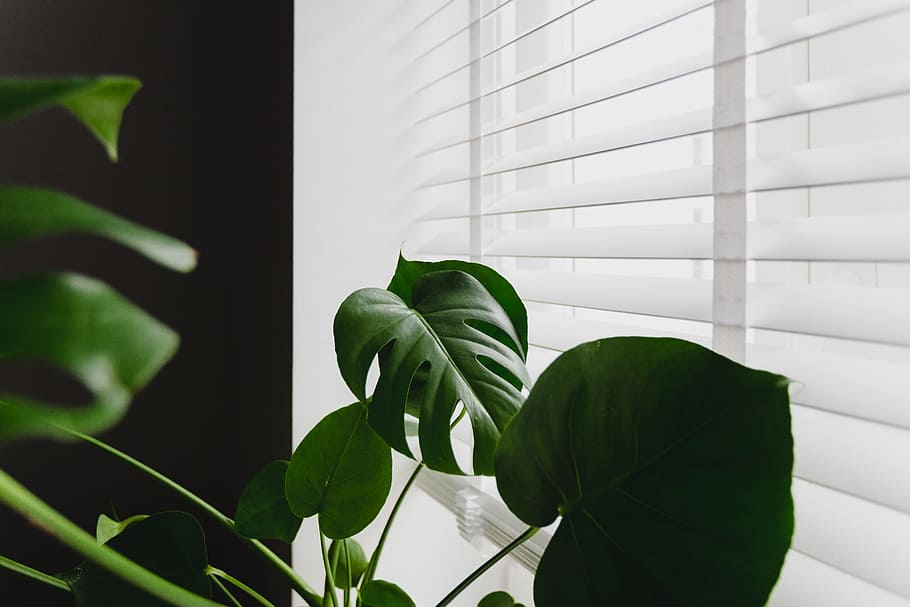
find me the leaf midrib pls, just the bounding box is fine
[561,399,735,516]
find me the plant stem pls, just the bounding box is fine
[343,540,352,607]
[361,462,424,587]
[0,467,223,607]
[210,575,243,607]
[320,531,338,607]
[0,554,70,593]
[207,566,276,607]
[434,526,539,607]
[70,429,323,607]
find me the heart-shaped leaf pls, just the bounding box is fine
[0,186,196,272]
[96,513,148,545]
[235,460,302,543]
[0,273,179,444]
[329,538,368,590]
[285,403,392,539]
[387,254,527,356]
[495,337,793,607]
[335,270,530,475]
[0,76,140,160]
[60,511,211,606]
[360,580,416,607]
[478,591,525,607]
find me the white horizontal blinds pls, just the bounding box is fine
[750,1,910,605]
[406,0,910,603]
[414,0,718,386]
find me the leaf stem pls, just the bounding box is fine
[361,462,424,587]
[207,566,276,607]
[0,467,223,607]
[343,540,352,607]
[69,429,323,607]
[320,530,338,607]
[210,574,243,607]
[0,553,70,592]
[434,526,539,607]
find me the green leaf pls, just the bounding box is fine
[328,538,367,590]
[285,403,392,539]
[359,580,416,607]
[478,591,525,607]
[335,270,530,475]
[0,76,141,161]
[96,513,148,545]
[0,273,179,443]
[60,511,211,606]
[0,186,196,272]
[387,254,528,356]
[495,337,793,607]
[234,460,302,543]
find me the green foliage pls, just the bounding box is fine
[0,75,191,446]
[386,254,528,356]
[0,186,196,272]
[359,580,416,607]
[478,591,525,607]
[96,513,148,544]
[335,268,530,475]
[285,403,392,539]
[328,538,368,590]
[0,76,141,160]
[495,338,794,607]
[0,273,180,443]
[234,460,302,543]
[60,512,211,607]
[0,68,794,607]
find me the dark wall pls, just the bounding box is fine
[0,2,293,606]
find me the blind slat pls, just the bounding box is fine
[480,0,712,98]
[483,108,712,175]
[749,282,910,346]
[792,407,910,514]
[530,313,910,429]
[791,479,910,599]
[748,0,910,58]
[748,343,910,430]
[508,270,910,345]
[507,270,713,322]
[750,137,910,191]
[466,214,910,261]
[747,59,910,126]
[483,167,712,214]
[770,551,910,607]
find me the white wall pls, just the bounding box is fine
[294,2,532,605]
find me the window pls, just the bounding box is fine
[401,0,910,604]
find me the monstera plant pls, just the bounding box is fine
[0,75,795,607]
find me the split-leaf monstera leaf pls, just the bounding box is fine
[496,337,793,607]
[0,76,195,445]
[334,257,530,476]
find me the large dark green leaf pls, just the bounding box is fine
[329,538,367,590]
[335,270,530,475]
[387,254,528,356]
[359,580,416,607]
[478,591,525,607]
[235,460,302,543]
[495,337,793,607]
[59,511,211,607]
[0,76,140,160]
[0,273,179,443]
[0,186,196,272]
[285,403,392,539]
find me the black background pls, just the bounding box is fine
[0,2,294,606]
